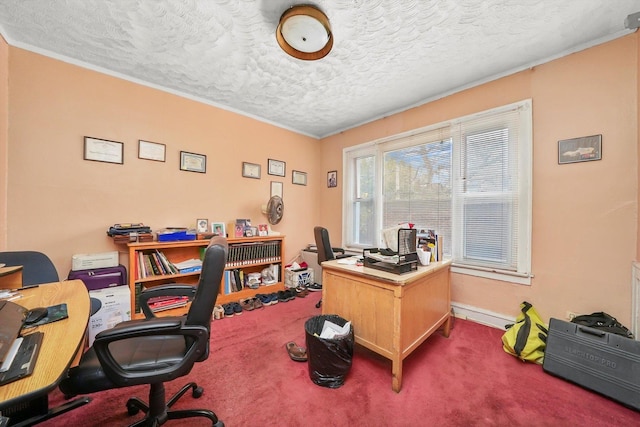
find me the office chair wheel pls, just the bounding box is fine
[126,400,142,416]
[192,386,204,398]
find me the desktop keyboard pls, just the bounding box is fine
[0,332,43,386]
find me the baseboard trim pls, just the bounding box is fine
[451,302,514,330]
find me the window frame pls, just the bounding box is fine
[343,100,532,285]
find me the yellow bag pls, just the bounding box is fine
[502,301,548,364]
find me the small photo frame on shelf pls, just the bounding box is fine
[211,222,226,236]
[292,170,307,186]
[138,140,166,162]
[268,158,286,177]
[180,151,206,173]
[196,219,209,233]
[242,162,261,179]
[84,136,123,164]
[271,181,283,198]
[558,134,602,164]
[327,170,337,188]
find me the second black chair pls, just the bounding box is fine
[313,226,351,308]
[59,237,228,427]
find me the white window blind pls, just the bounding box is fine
[451,102,531,274]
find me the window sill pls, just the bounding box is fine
[450,264,532,286]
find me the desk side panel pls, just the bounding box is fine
[400,266,451,358]
[322,269,395,359]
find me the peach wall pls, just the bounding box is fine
[0,36,8,249]
[321,34,639,324]
[6,48,321,275]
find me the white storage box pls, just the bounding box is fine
[72,251,119,271]
[88,285,131,346]
[285,268,314,288]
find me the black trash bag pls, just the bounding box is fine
[304,314,354,388]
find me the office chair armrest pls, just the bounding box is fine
[332,247,345,255]
[138,284,197,319]
[93,320,209,386]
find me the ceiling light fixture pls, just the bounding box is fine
[276,4,333,61]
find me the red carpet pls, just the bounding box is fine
[43,292,640,426]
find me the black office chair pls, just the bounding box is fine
[313,227,350,308]
[0,250,59,286]
[59,237,227,427]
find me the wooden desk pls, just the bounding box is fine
[321,259,451,392]
[0,280,90,423]
[0,266,23,289]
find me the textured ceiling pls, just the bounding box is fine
[0,0,638,138]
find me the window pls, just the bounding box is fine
[344,100,532,284]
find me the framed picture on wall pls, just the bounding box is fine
[84,137,124,164]
[558,134,602,164]
[180,151,206,173]
[292,170,307,186]
[327,170,337,188]
[271,181,283,198]
[138,140,166,162]
[268,159,286,177]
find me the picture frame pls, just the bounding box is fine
[327,170,337,188]
[138,140,166,162]
[558,134,602,164]
[268,158,286,177]
[270,181,283,198]
[242,162,261,179]
[196,218,209,233]
[211,222,226,237]
[180,151,206,173]
[292,170,307,186]
[83,136,123,164]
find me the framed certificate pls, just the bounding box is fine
[268,159,286,177]
[138,140,166,162]
[180,151,206,173]
[242,162,261,179]
[84,137,123,164]
[292,170,307,186]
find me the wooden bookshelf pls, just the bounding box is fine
[127,236,285,318]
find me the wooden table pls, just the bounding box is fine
[0,280,91,424]
[0,266,23,289]
[321,259,451,392]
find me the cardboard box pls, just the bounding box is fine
[88,285,131,346]
[285,268,314,288]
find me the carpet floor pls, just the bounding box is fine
[41,291,640,426]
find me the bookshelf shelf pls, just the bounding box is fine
[127,236,285,318]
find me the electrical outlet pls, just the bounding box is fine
[566,311,577,321]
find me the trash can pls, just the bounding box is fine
[304,314,354,388]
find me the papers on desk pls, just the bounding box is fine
[320,319,352,339]
[364,252,400,264]
[337,257,359,265]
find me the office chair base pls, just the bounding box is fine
[126,382,223,427]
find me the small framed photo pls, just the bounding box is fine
[211,222,226,236]
[84,136,123,164]
[242,162,261,179]
[292,170,307,186]
[258,224,269,236]
[196,219,209,233]
[558,134,602,164]
[180,151,206,173]
[268,159,286,177]
[327,170,337,188]
[138,140,166,162]
[271,181,283,198]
